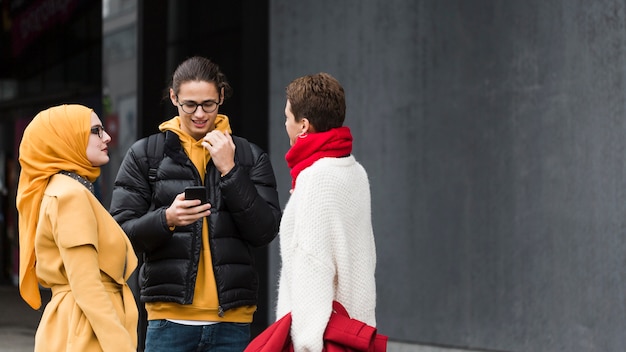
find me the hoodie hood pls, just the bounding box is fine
[158,115,232,181]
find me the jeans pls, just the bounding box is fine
[144,320,250,352]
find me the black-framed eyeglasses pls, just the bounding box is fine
[176,95,220,114]
[90,125,105,138]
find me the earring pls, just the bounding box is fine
[297,132,308,139]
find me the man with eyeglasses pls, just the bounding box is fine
[109,56,282,352]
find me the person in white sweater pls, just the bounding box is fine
[276,72,378,351]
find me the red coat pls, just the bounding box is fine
[245,301,387,352]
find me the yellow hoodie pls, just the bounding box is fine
[145,115,256,323]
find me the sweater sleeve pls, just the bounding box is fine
[50,194,136,351]
[286,172,338,352]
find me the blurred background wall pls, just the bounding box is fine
[267,1,626,351]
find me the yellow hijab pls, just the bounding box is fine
[16,104,100,309]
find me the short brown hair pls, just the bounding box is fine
[285,72,345,132]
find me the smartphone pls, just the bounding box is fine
[184,186,208,205]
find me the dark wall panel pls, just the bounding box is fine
[408,2,626,350]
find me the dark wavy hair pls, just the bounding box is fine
[170,56,233,102]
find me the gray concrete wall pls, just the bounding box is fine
[269,1,626,351]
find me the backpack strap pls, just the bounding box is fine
[145,132,166,190]
[232,136,254,167]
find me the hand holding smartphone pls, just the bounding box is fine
[184,186,208,205]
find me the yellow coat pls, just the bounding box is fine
[33,174,138,351]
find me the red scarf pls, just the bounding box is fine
[285,126,353,190]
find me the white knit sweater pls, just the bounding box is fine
[276,155,377,352]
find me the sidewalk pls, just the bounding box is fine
[0,285,49,352]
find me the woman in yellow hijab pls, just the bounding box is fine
[16,104,138,351]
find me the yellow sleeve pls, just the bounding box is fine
[54,190,98,249]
